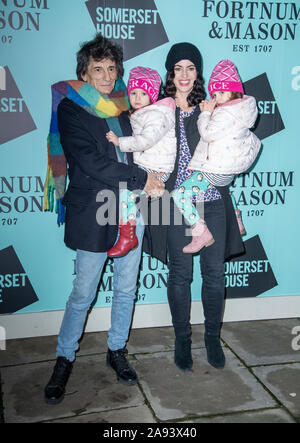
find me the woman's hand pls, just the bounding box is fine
[106,131,119,147]
[144,173,165,198]
[200,98,217,114]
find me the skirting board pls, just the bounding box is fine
[1,295,300,340]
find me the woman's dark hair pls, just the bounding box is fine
[76,34,124,80]
[164,69,206,106]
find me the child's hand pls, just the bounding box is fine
[106,131,119,147]
[200,98,216,114]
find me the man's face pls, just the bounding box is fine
[82,58,118,94]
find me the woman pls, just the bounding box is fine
[145,43,244,371]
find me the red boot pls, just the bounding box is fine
[108,220,138,258]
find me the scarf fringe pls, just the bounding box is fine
[44,163,65,225]
[56,198,66,226]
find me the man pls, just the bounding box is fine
[44,34,164,405]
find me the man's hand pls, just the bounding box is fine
[144,173,165,198]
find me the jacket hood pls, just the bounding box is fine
[154,97,176,110]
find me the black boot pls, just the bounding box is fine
[204,334,225,369]
[44,357,73,405]
[167,284,193,371]
[107,347,138,386]
[174,336,193,371]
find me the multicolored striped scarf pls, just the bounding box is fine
[44,79,129,225]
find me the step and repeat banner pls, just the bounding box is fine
[0,0,299,318]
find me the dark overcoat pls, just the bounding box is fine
[57,98,147,252]
[143,106,245,263]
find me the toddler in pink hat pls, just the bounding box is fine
[208,59,244,97]
[172,59,261,254]
[127,66,161,103]
[106,66,177,258]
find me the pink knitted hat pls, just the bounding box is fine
[208,60,244,97]
[127,67,161,103]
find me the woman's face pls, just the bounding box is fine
[173,60,197,95]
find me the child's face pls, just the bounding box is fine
[129,88,151,110]
[212,90,232,105]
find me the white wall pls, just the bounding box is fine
[1,295,300,340]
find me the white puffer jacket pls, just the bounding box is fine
[119,97,177,173]
[189,95,261,175]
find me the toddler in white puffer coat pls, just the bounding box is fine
[173,59,261,254]
[106,66,176,258]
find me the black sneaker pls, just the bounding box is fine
[106,347,138,386]
[44,357,73,405]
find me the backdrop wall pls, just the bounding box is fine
[1,0,300,339]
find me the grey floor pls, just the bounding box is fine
[1,318,300,423]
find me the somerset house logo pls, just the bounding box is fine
[244,72,285,140]
[86,0,169,61]
[225,235,278,299]
[0,66,36,146]
[0,246,38,314]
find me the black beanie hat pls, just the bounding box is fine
[165,42,202,73]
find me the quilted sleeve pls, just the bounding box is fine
[119,108,171,153]
[198,109,236,142]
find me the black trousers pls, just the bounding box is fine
[167,198,226,338]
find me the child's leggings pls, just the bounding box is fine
[120,169,170,224]
[172,172,238,226]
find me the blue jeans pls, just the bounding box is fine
[56,216,145,362]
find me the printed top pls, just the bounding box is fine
[174,107,221,202]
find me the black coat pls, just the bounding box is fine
[143,106,245,263]
[58,98,147,252]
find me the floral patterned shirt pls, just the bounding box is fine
[174,107,221,202]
